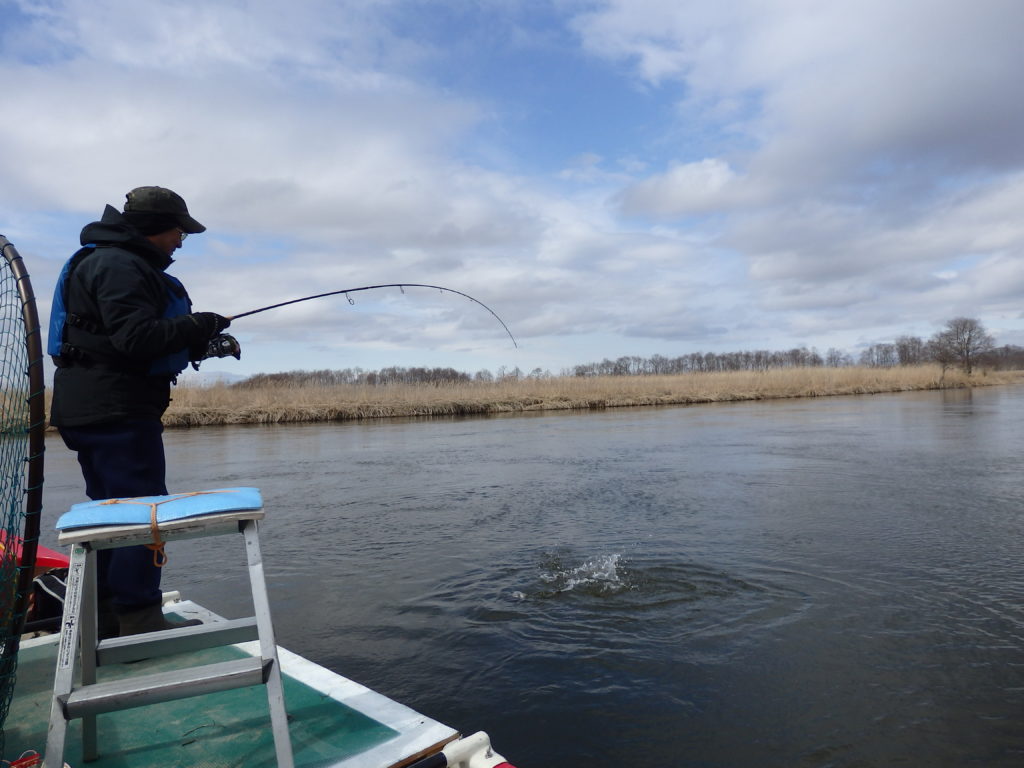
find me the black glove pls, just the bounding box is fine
[189,312,231,339]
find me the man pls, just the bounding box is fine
[49,186,234,636]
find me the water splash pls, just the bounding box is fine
[538,552,629,596]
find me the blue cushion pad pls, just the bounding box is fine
[55,487,263,531]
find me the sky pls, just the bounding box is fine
[1,0,1022,382]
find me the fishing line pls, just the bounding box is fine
[228,283,518,348]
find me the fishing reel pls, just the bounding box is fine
[207,333,241,360]
[191,333,241,370]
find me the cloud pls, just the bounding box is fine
[569,0,1024,348]
[618,158,757,215]
[577,0,1024,192]
[3,0,1024,377]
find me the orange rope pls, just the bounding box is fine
[98,490,235,567]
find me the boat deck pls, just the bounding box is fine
[5,600,458,767]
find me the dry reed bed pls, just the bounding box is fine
[153,366,1024,427]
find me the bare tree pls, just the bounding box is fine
[894,335,927,365]
[825,347,852,367]
[929,317,994,374]
[859,343,897,368]
[979,345,1024,371]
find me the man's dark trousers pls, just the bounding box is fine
[58,418,168,611]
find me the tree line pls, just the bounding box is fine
[857,317,1007,374]
[232,317,1019,388]
[570,318,1011,377]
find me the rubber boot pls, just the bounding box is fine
[117,603,202,636]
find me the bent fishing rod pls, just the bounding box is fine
[227,283,518,348]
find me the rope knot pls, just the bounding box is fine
[96,490,233,568]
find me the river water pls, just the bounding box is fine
[40,386,1024,767]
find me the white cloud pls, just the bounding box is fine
[3,0,1024,377]
[576,0,1024,178]
[618,158,751,215]
[570,0,1024,349]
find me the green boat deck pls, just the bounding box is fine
[5,601,458,768]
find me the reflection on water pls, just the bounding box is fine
[40,387,1024,767]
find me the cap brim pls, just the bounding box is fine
[178,214,206,234]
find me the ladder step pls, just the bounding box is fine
[63,656,271,719]
[97,617,260,666]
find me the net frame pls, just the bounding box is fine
[0,235,45,752]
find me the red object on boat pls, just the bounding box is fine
[0,530,69,569]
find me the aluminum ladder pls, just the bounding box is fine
[43,495,294,768]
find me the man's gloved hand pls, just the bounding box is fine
[189,312,231,339]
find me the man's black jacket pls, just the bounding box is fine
[50,206,210,427]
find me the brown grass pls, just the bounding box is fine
[136,366,1024,428]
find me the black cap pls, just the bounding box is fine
[123,186,206,233]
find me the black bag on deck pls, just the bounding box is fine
[26,569,67,632]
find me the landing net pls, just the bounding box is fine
[0,236,45,756]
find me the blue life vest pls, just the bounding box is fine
[49,246,192,377]
[47,251,83,357]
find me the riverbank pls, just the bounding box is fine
[145,366,1024,427]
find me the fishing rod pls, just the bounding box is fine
[227,283,518,348]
